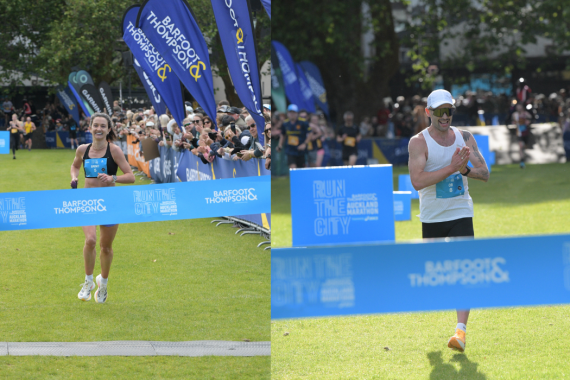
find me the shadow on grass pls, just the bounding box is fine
[427,351,486,380]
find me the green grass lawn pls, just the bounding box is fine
[271,163,570,379]
[0,149,269,379]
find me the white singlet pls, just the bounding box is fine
[418,126,474,223]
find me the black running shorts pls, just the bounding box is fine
[422,217,474,239]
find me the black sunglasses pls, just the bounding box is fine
[430,107,455,117]
[204,120,212,124]
[264,129,270,134]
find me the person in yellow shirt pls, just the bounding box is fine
[23,116,36,151]
[6,114,23,159]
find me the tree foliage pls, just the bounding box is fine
[404,0,570,89]
[0,0,270,102]
[273,0,399,123]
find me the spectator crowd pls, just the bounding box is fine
[271,85,570,171]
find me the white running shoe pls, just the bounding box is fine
[95,274,108,304]
[78,279,95,301]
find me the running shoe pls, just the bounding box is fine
[520,161,525,169]
[78,279,95,301]
[448,329,466,352]
[95,274,108,304]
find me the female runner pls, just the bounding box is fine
[71,113,135,303]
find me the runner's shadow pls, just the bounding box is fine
[427,351,487,380]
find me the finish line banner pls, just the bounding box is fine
[271,234,570,319]
[0,176,269,231]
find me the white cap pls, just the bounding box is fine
[241,136,250,146]
[427,89,454,109]
[144,110,150,115]
[146,121,155,127]
[167,119,176,135]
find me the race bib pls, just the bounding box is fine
[436,174,465,199]
[345,137,356,147]
[288,135,299,146]
[84,158,108,178]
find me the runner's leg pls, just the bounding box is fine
[82,226,97,276]
[99,224,119,279]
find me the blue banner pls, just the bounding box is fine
[132,58,167,117]
[272,41,306,109]
[261,0,270,19]
[321,138,410,167]
[123,5,185,126]
[272,234,570,319]
[299,61,329,117]
[290,165,395,247]
[69,71,95,116]
[0,131,9,154]
[295,63,315,113]
[68,74,92,117]
[469,134,492,173]
[137,0,217,125]
[0,176,269,231]
[393,191,411,221]
[56,85,81,125]
[210,0,265,145]
[398,174,419,199]
[176,150,271,229]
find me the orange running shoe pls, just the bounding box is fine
[448,329,466,352]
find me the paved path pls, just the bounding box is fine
[0,341,270,357]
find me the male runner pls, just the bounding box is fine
[408,89,490,352]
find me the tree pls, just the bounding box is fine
[0,0,270,103]
[273,0,399,124]
[403,0,570,91]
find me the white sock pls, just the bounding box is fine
[100,276,108,286]
[456,323,466,332]
[86,274,93,282]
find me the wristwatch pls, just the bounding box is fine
[461,166,471,176]
[112,175,117,183]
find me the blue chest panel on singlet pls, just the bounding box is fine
[84,158,108,178]
[436,174,465,199]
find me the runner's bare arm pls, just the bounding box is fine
[71,145,86,182]
[408,136,470,191]
[461,130,490,182]
[110,144,135,184]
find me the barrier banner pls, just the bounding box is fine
[469,134,492,173]
[210,0,266,144]
[299,61,329,117]
[177,150,271,229]
[122,5,185,127]
[321,138,410,167]
[137,0,218,125]
[98,81,114,116]
[290,165,395,247]
[261,0,270,19]
[393,191,411,221]
[271,234,570,319]
[56,85,81,125]
[0,175,270,231]
[0,131,9,154]
[45,132,92,148]
[272,41,306,109]
[295,63,315,113]
[398,174,419,199]
[126,134,151,177]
